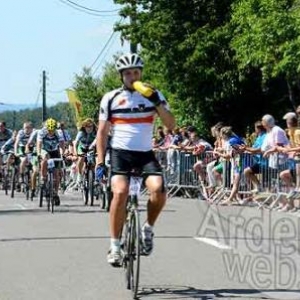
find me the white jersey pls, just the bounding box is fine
[99,87,169,151]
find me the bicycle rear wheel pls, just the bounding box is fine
[10,167,17,198]
[3,169,10,195]
[24,171,31,200]
[88,169,94,206]
[82,172,89,205]
[124,209,141,298]
[39,183,44,207]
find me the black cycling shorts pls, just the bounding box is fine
[110,149,163,177]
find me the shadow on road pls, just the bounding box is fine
[0,235,111,243]
[138,285,300,299]
[0,203,176,216]
[0,234,196,243]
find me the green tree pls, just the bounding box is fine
[72,60,121,123]
[230,0,300,109]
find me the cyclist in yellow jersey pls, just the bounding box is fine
[96,53,175,266]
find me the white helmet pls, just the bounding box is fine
[115,53,144,72]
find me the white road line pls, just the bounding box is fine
[14,204,28,210]
[0,203,30,210]
[194,237,232,250]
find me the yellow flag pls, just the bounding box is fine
[66,89,82,122]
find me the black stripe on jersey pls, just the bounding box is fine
[107,89,123,121]
[112,107,156,114]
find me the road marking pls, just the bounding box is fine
[0,203,31,210]
[14,204,27,210]
[194,237,232,250]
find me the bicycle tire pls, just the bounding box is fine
[88,169,94,206]
[3,169,10,195]
[39,185,43,207]
[10,167,16,198]
[46,182,50,211]
[101,187,106,210]
[124,208,141,298]
[25,171,30,200]
[49,173,54,213]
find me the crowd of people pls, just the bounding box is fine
[151,109,300,212]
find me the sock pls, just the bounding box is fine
[143,222,153,230]
[110,238,120,252]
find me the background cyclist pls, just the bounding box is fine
[73,118,97,186]
[36,118,65,205]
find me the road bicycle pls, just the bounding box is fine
[80,150,96,206]
[121,169,144,299]
[94,164,112,211]
[19,153,33,201]
[39,158,63,213]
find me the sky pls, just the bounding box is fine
[0,0,128,110]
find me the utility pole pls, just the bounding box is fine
[130,1,137,53]
[42,70,47,121]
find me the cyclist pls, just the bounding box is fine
[36,118,65,205]
[57,121,72,148]
[1,130,18,177]
[14,122,34,183]
[0,121,13,181]
[26,125,43,198]
[96,53,175,266]
[73,118,97,185]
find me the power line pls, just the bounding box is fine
[64,0,119,13]
[89,31,116,69]
[89,17,124,71]
[92,33,118,75]
[58,0,119,17]
[34,87,42,108]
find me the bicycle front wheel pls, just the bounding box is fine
[49,173,54,213]
[10,167,17,198]
[124,209,141,298]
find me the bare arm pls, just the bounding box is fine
[14,136,20,155]
[36,140,42,156]
[73,140,79,156]
[96,120,111,165]
[59,141,65,156]
[155,104,176,131]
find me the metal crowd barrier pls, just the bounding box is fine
[155,148,300,210]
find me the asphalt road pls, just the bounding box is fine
[0,189,300,300]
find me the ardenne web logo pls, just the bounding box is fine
[196,205,300,299]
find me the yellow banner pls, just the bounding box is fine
[66,89,82,123]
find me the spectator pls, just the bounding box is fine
[152,126,165,148]
[220,135,245,205]
[166,127,184,174]
[205,122,224,192]
[241,121,267,195]
[57,121,72,148]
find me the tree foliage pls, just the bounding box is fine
[63,0,300,137]
[0,103,77,138]
[110,0,300,135]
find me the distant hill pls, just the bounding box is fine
[0,103,37,112]
[0,102,77,138]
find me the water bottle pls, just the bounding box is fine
[132,81,154,97]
